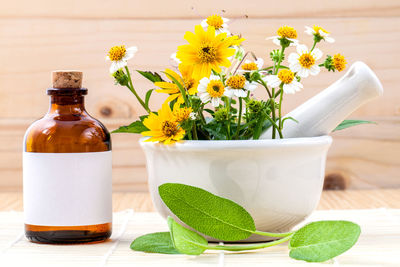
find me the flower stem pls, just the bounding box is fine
[125,67,150,113]
[271,88,276,139]
[278,84,284,133]
[311,40,317,51]
[207,234,293,252]
[234,97,243,139]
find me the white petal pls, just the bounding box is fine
[236,89,247,97]
[200,20,208,28]
[245,81,257,91]
[209,75,220,81]
[297,68,309,78]
[199,93,211,103]
[311,48,323,60]
[199,77,210,86]
[289,62,302,73]
[292,80,303,89]
[304,26,315,35]
[265,75,281,88]
[197,84,207,93]
[223,17,229,23]
[224,89,234,97]
[287,38,299,46]
[255,58,264,69]
[126,46,138,54]
[109,61,127,73]
[309,65,320,76]
[211,97,220,107]
[283,83,296,94]
[324,36,335,43]
[296,44,308,55]
[288,53,300,63]
[272,38,281,46]
[319,30,328,37]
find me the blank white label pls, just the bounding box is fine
[23,151,112,226]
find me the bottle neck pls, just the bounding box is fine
[47,94,86,115]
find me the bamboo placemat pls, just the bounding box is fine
[0,209,399,266]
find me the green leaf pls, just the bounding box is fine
[130,232,180,254]
[333,119,376,132]
[159,183,256,241]
[145,89,155,109]
[289,220,361,262]
[112,120,148,133]
[137,70,163,83]
[167,217,208,255]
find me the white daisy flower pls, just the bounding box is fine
[106,46,137,73]
[263,69,303,94]
[305,25,335,43]
[266,36,298,47]
[225,75,258,98]
[266,25,298,47]
[197,75,230,107]
[201,14,230,35]
[240,58,264,73]
[288,44,323,78]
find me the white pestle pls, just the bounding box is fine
[260,61,384,139]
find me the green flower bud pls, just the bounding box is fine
[214,108,230,122]
[112,69,130,86]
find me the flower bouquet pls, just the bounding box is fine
[106,15,351,142]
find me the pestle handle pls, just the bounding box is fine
[260,61,383,139]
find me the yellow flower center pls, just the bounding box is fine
[206,15,224,29]
[108,45,126,61]
[277,69,295,84]
[298,53,316,69]
[161,120,179,137]
[333,54,347,72]
[313,25,329,34]
[277,26,297,39]
[226,75,246,89]
[206,80,225,98]
[242,62,258,71]
[173,107,193,122]
[198,43,217,63]
[183,78,195,90]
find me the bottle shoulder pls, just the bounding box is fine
[24,114,111,153]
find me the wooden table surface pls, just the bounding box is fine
[1,189,400,212]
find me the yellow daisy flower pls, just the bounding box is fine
[155,64,198,104]
[172,103,193,122]
[176,25,237,80]
[332,54,347,72]
[142,104,185,144]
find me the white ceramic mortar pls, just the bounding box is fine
[140,136,332,242]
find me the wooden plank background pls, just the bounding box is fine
[0,0,399,191]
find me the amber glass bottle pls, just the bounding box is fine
[23,71,112,244]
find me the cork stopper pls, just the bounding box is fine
[52,70,83,89]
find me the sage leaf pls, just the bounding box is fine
[289,220,361,262]
[112,120,148,133]
[159,183,256,241]
[333,119,375,132]
[168,217,208,255]
[130,232,180,254]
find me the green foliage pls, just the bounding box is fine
[136,70,163,83]
[112,120,148,133]
[214,108,230,122]
[131,183,360,262]
[334,119,376,131]
[289,221,361,262]
[144,89,155,110]
[159,183,256,241]
[130,232,180,254]
[167,217,208,255]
